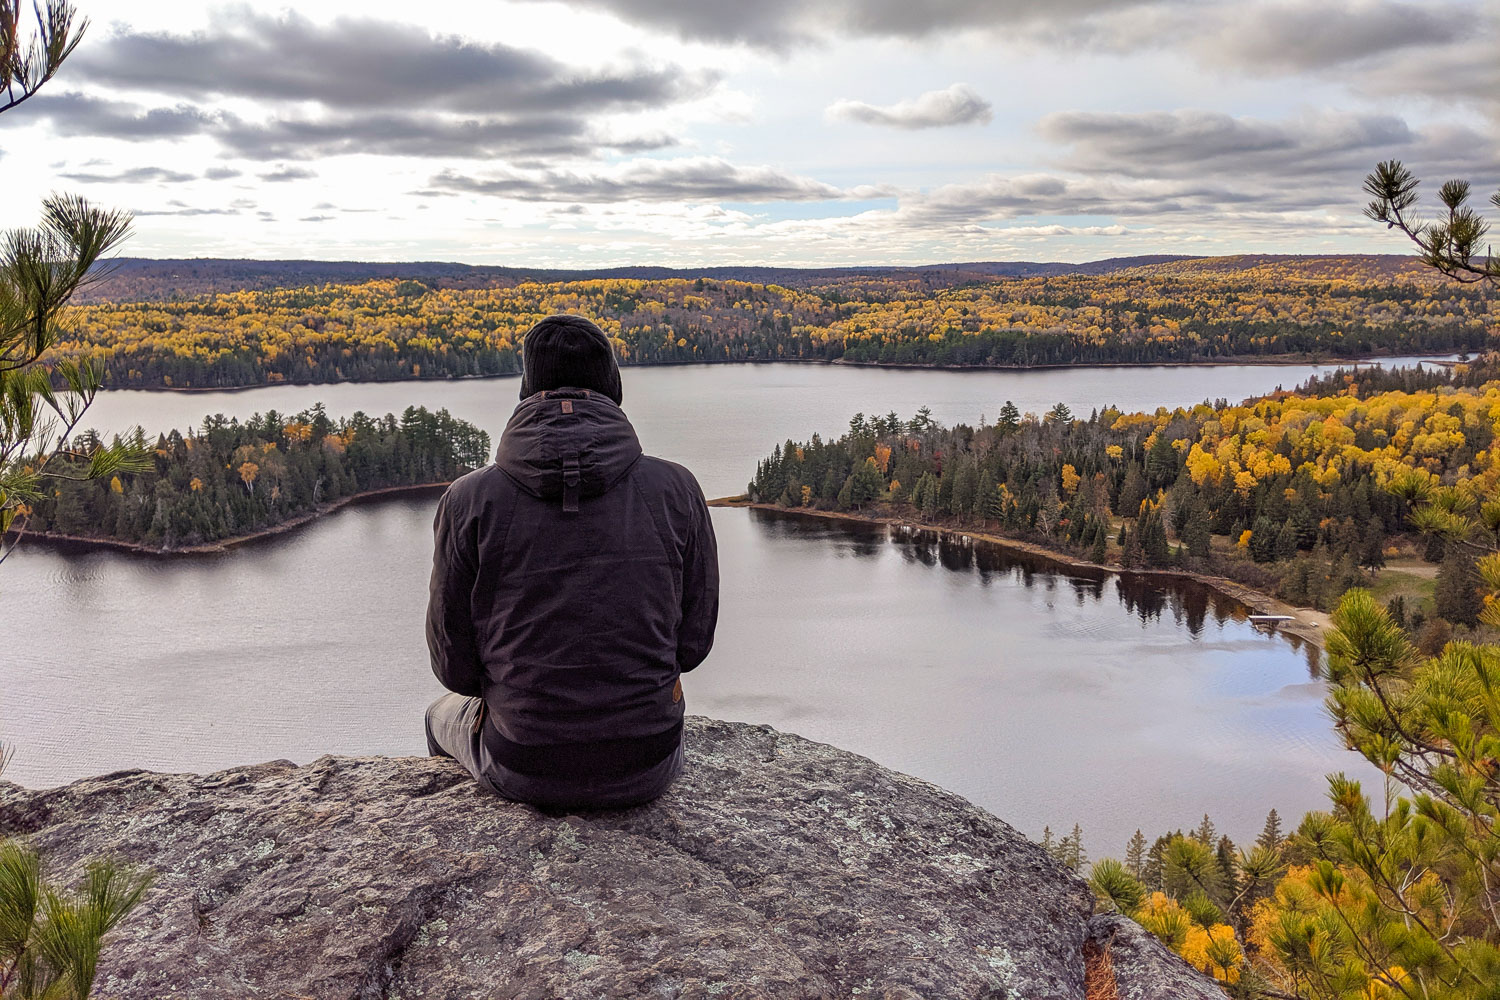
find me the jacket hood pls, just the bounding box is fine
[495,388,643,504]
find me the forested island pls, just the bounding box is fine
[52,255,1495,388]
[746,358,1500,645]
[11,405,488,552]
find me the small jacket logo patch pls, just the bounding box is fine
[561,400,574,413]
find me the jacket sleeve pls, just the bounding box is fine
[427,488,484,696]
[677,491,719,673]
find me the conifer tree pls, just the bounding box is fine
[972,477,996,524]
[1254,808,1283,854]
[1435,548,1482,626]
[1274,519,1299,561]
[950,461,977,521]
[1124,830,1148,880]
[1192,814,1217,846]
[1117,463,1148,515]
[997,400,1020,431]
[1138,506,1171,567]
[1359,516,1387,572]
[920,474,939,520]
[836,475,853,510]
[1364,159,1500,286]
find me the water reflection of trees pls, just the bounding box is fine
[754,510,1321,668]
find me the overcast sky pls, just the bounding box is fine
[1,0,1495,266]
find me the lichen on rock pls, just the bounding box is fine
[0,717,1224,999]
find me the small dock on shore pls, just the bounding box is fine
[1248,614,1299,634]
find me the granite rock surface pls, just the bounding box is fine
[0,717,1225,999]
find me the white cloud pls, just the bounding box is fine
[826,84,993,129]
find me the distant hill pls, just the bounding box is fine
[78,253,1422,303]
[57,252,1490,389]
[1125,254,1439,284]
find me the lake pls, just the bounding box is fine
[3,359,1430,855]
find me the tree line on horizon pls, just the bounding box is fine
[45,258,1495,389]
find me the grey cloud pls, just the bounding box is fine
[887,172,1295,233]
[511,0,1156,49]
[1351,32,1500,116]
[212,112,673,161]
[1039,109,1498,184]
[22,9,713,165]
[15,92,219,138]
[132,206,241,217]
[204,166,242,180]
[1202,1,1462,72]
[259,166,317,182]
[521,0,1476,83]
[72,9,715,114]
[58,165,197,183]
[18,92,675,161]
[430,158,844,203]
[1040,110,1414,177]
[299,215,335,222]
[826,84,992,129]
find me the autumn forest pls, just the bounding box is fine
[54,255,1495,389]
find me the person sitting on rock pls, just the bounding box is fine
[424,313,719,809]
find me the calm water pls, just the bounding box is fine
[58,357,1448,498]
[2,360,1425,853]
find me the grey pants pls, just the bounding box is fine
[424,693,683,810]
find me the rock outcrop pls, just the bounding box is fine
[0,717,1224,999]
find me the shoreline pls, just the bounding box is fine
[86,350,1460,395]
[710,498,1330,650]
[5,482,450,557]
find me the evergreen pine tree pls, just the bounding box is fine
[972,478,997,524]
[1193,814,1217,846]
[1116,462,1148,515]
[849,457,883,509]
[1145,433,1179,489]
[1183,510,1211,560]
[1055,824,1087,871]
[1249,515,1279,563]
[1139,508,1171,567]
[1215,834,1239,894]
[997,400,1020,431]
[1255,809,1284,854]
[950,461,977,521]
[1436,548,1483,626]
[1275,519,1300,560]
[1360,516,1387,572]
[1124,830,1148,880]
[1143,834,1175,893]
[920,475,939,520]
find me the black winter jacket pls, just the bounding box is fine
[427,388,718,781]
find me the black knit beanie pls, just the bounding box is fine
[518,314,623,405]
